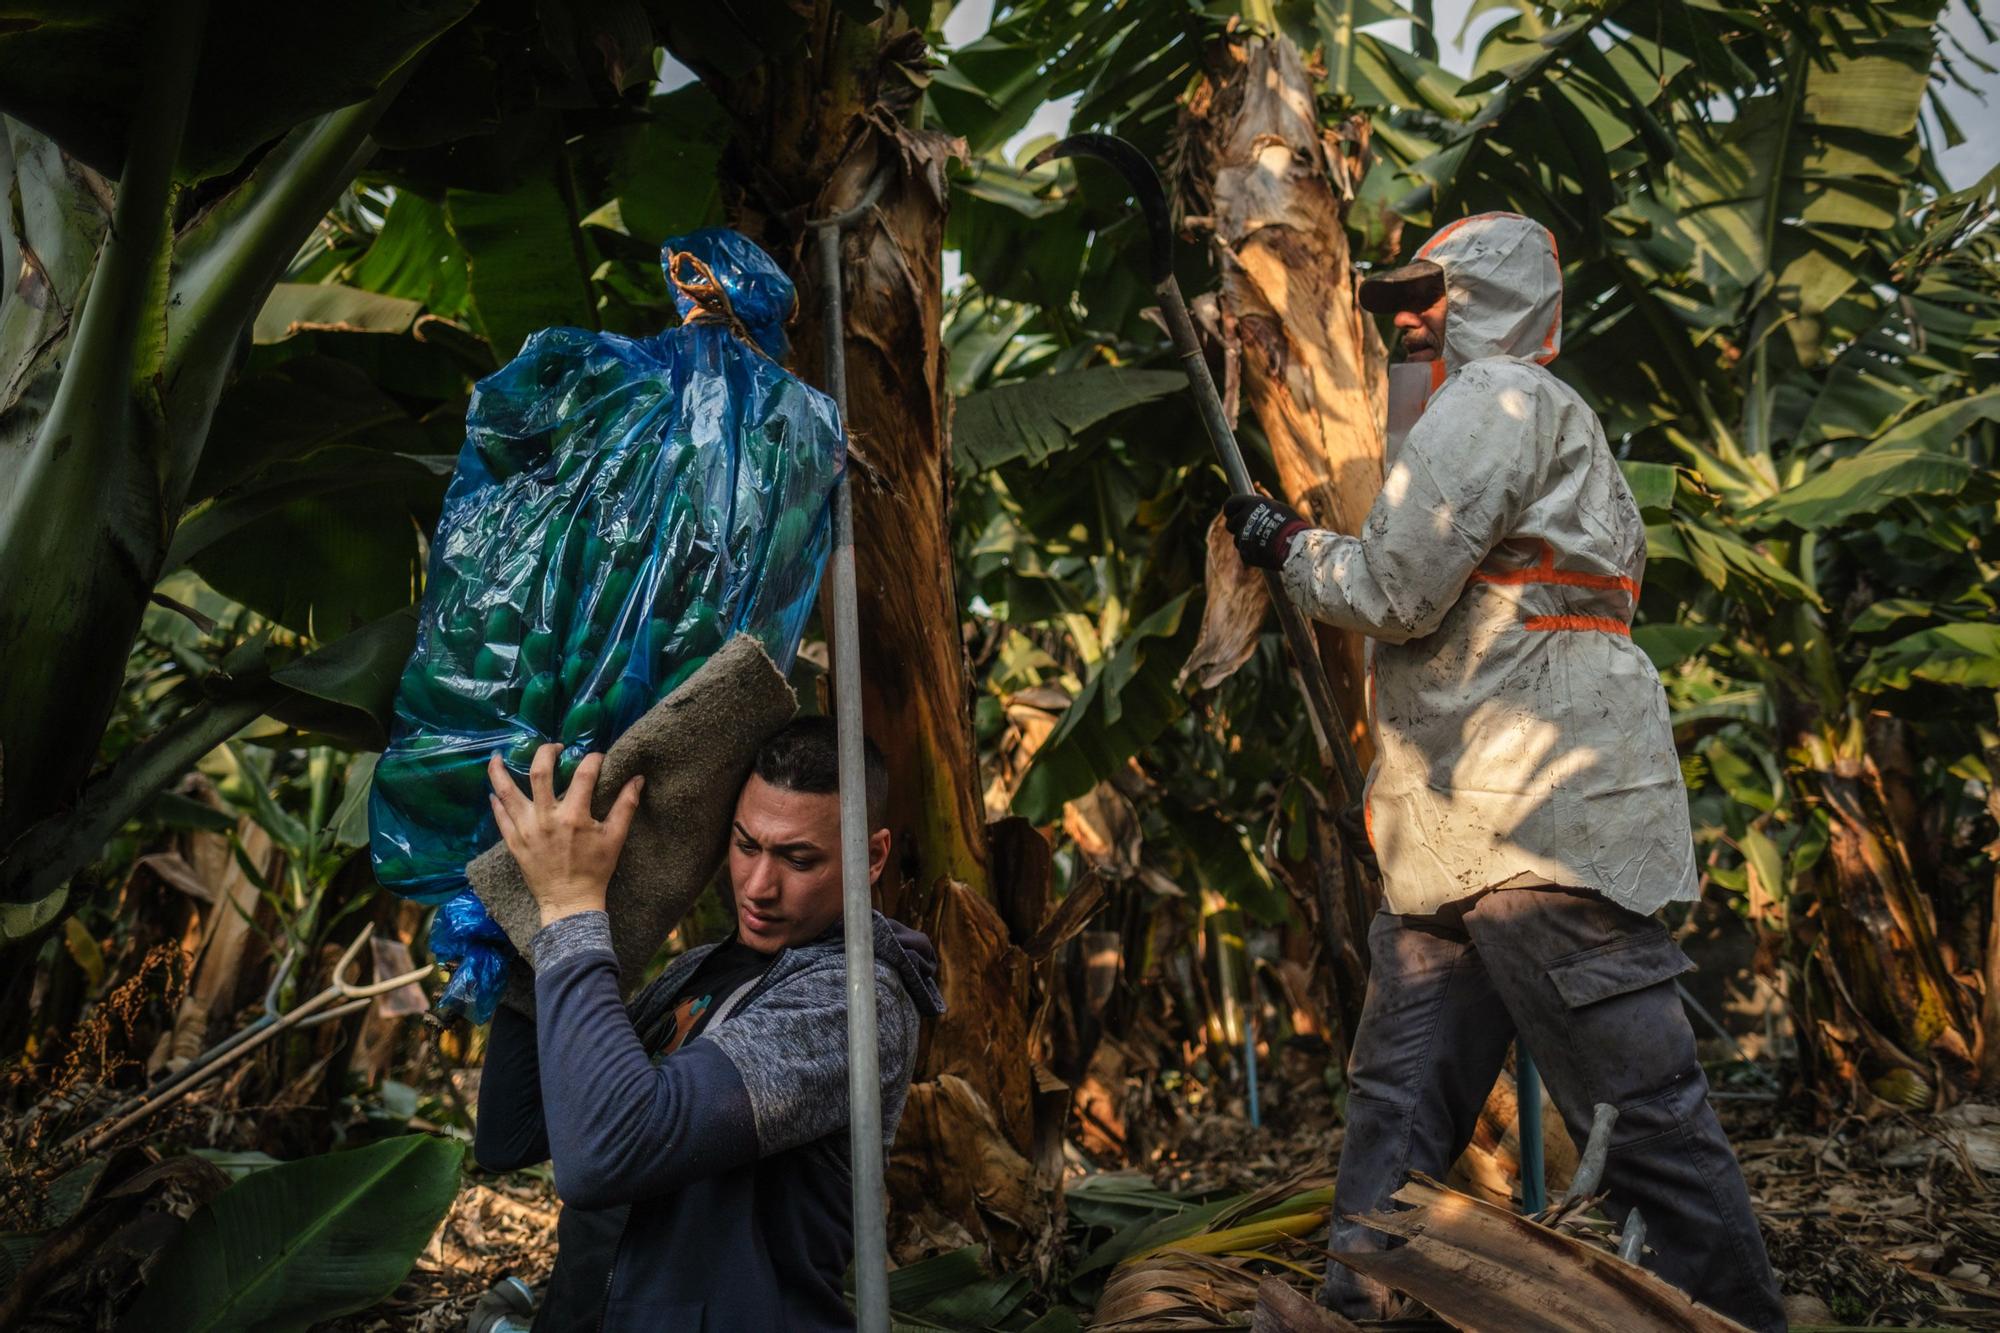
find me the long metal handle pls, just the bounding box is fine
[814,218,891,1333]
[1154,276,1368,804]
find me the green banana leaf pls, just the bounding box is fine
[1618,459,1680,515]
[1854,622,2000,693]
[1013,593,1194,825]
[1666,5,1938,362]
[448,165,601,363]
[1746,390,2000,531]
[118,1134,463,1332]
[955,367,1186,472]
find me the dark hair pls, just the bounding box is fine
[753,715,889,829]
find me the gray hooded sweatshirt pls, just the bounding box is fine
[474,909,945,1330]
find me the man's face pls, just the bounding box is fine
[726,775,891,954]
[1393,291,1448,363]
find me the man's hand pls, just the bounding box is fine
[1222,494,1311,570]
[488,744,644,929]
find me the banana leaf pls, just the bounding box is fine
[118,1133,463,1332]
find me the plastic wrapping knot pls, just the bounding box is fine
[668,251,773,357]
[667,230,796,359]
[368,227,843,1021]
[430,891,515,1024]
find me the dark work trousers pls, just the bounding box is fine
[1320,887,1786,1332]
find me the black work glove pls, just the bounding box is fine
[1222,494,1311,570]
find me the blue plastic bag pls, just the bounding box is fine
[369,229,843,1021]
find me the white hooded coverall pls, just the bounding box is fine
[1281,212,1698,917]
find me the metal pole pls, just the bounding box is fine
[1516,1043,1546,1214]
[812,182,891,1333]
[1244,1007,1262,1129]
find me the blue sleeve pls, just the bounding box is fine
[473,1000,551,1171]
[528,912,763,1211]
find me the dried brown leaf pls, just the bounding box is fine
[983,688,1070,820]
[1178,512,1270,692]
[134,853,214,903]
[1064,782,1143,878]
[1094,1252,1264,1328]
[1335,1174,1752,1333]
[1251,1276,1362,1332]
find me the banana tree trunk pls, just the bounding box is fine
[797,131,1052,1262]
[798,143,988,919]
[1793,732,1982,1107]
[1188,33,1384,787]
[1187,35,1386,1036]
[1756,618,1982,1106]
[672,8,1052,1260]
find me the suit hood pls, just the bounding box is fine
[1415,212,1563,370]
[873,913,945,1019]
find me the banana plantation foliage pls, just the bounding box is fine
[2,0,1997,1327]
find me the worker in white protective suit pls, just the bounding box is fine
[1224,213,1786,1331]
